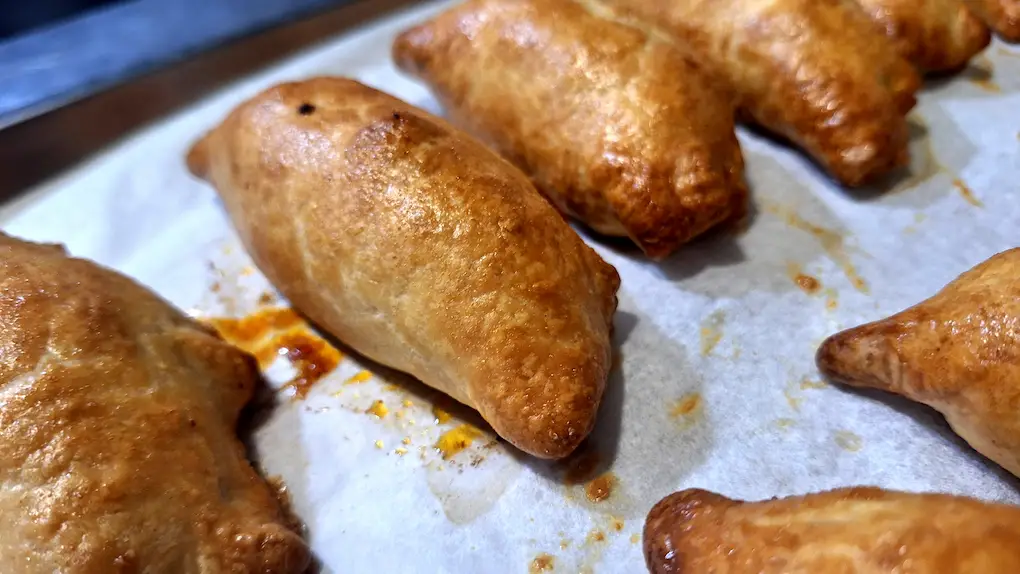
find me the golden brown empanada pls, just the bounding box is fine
[186,78,619,459]
[0,233,310,573]
[818,248,1020,477]
[853,0,991,71]
[644,487,1020,573]
[966,0,1020,42]
[393,0,748,258]
[604,0,921,186]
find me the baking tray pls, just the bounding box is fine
[2,1,1019,572]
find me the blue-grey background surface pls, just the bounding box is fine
[0,0,358,128]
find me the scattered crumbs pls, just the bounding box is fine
[787,262,821,295]
[560,539,571,550]
[586,529,606,544]
[630,533,640,544]
[433,405,452,425]
[775,418,796,431]
[834,430,863,452]
[584,473,617,503]
[210,281,222,293]
[699,310,725,356]
[402,399,413,408]
[394,410,404,419]
[330,389,343,398]
[395,448,408,456]
[382,383,400,392]
[402,437,412,445]
[800,377,828,390]
[767,203,869,294]
[366,400,389,419]
[669,393,704,430]
[435,424,482,459]
[999,47,1020,58]
[345,370,373,385]
[731,347,742,359]
[530,553,555,573]
[374,440,384,449]
[914,212,926,223]
[256,291,277,306]
[611,517,625,532]
[952,179,984,207]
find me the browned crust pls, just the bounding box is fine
[393,0,748,259]
[188,77,619,458]
[645,486,1020,573]
[854,0,991,72]
[604,0,921,186]
[817,248,1020,479]
[966,0,1020,41]
[0,233,310,573]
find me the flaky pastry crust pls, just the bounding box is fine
[393,0,748,258]
[853,0,990,71]
[818,248,1020,478]
[187,78,619,459]
[0,233,310,573]
[604,0,921,186]
[645,487,1020,573]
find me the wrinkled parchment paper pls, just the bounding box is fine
[3,2,1020,571]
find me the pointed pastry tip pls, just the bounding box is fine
[186,132,212,180]
[816,321,902,392]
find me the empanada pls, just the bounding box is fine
[818,248,1020,477]
[393,0,748,258]
[966,0,1020,42]
[0,233,310,573]
[853,0,990,71]
[187,78,620,459]
[604,0,921,186]
[644,487,1020,573]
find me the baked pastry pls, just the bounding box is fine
[393,0,748,258]
[818,248,1020,477]
[965,0,1020,42]
[853,0,991,71]
[187,77,619,459]
[0,233,310,573]
[604,0,921,186]
[644,487,1020,573]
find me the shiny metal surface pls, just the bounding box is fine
[0,0,418,201]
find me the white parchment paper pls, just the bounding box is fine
[3,2,1020,571]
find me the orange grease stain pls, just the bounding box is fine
[276,331,341,399]
[206,307,303,347]
[206,307,340,399]
[435,424,482,459]
[952,179,983,207]
[768,204,869,294]
[530,554,555,572]
[345,370,373,385]
[670,393,704,430]
[584,473,617,503]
